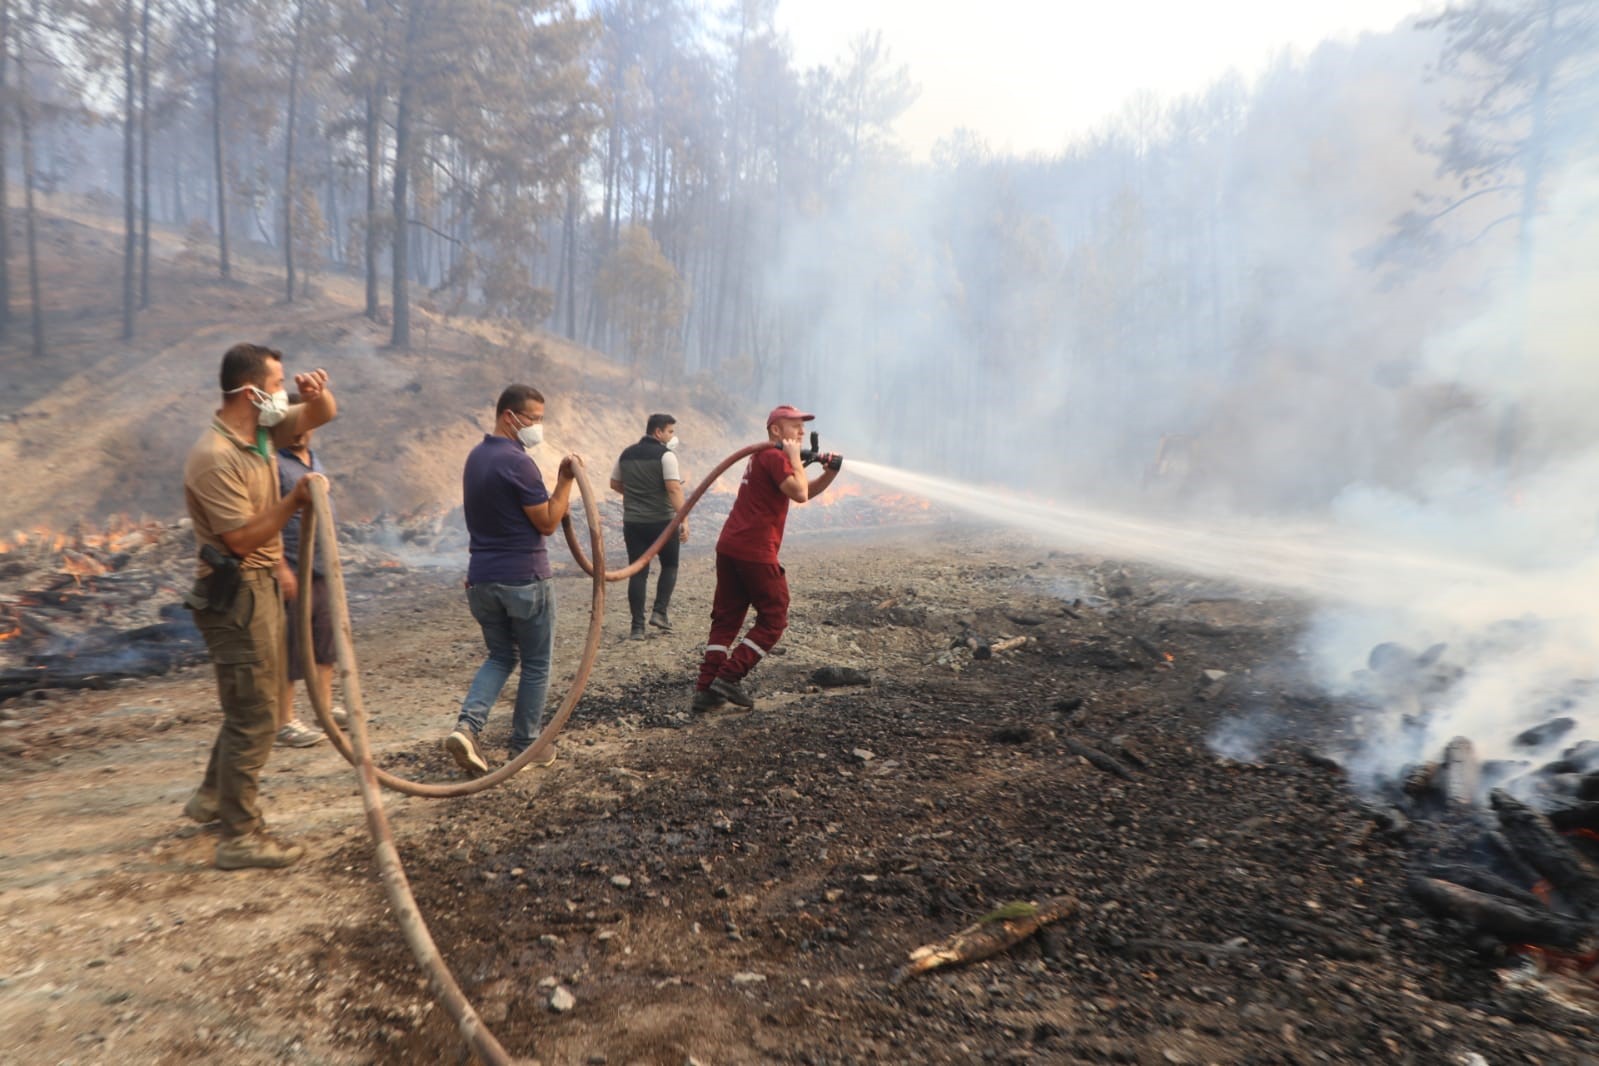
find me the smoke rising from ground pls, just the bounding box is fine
[774,21,1599,789]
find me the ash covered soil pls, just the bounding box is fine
[1,522,1595,1065]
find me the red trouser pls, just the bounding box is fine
[696,552,789,690]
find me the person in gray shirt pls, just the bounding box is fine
[609,413,687,640]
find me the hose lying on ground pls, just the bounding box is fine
[293,444,771,1063]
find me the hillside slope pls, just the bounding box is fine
[0,198,749,531]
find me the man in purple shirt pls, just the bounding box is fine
[445,385,577,776]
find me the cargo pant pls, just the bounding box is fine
[695,553,789,691]
[192,568,284,838]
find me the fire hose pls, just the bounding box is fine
[292,441,777,1063]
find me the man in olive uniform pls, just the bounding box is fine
[180,343,337,870]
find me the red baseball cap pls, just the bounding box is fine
[766,404,815,426]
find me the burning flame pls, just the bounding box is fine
[60,550,109,582]
[0,516,164,573]
[0,625,19,642]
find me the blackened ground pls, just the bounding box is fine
[316,529,1598,1066]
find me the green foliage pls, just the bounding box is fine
[978,901,1038,925]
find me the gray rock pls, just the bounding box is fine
[549,985,576,1012]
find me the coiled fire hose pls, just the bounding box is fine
[293,442,774,1063]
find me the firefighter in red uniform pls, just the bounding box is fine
[692,405,843,712]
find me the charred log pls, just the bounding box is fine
[1408,877,1586,949]
[1297,747,1345,775]
[1438,736,1480,808]
[1515,717,1577,750]
[1480,829,1544,889]
[810,666,872,688]
[1064,737,1133,779]
[1423,863,1549,911]
[1491,789,1599,919]
[1263,913,1381,960]
[1547,803,1599,834]
[1402,761,1440,800]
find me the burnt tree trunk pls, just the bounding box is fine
[17,1,43,359]
[0,0,11,341]
[210,0,230,279]
[388,0,419,349]
[283,0,304,302]
[363,81,380,318]
[138,0,150,308]
[121,0,136,340]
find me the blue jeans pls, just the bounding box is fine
[457,580,555,755]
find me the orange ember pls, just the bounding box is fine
[1512,943,1599,981]
[59,550,109,584]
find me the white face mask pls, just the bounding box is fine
[511,413,543,449]
[228,384,291,427]
[664,436,679,452]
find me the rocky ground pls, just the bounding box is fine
[2,518,1597,1065]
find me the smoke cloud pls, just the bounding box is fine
[765,24,1599,793]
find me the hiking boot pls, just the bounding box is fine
[708,676,755,709]
[183,789,219,824]
[690,688,728,714]
[648,609,673,632]
[630,623,648,641]
[445,729,488,776]
[276,720,325,748]
[215,831,304,871]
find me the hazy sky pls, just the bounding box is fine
[776,0,1436,157]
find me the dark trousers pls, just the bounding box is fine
[696,552,788,690]
[285,572,335,680]
[193,569,283,838]
[623,520,680,626]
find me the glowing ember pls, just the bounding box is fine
[1511,943,1599,982]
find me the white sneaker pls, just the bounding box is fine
[276,720,326,748]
